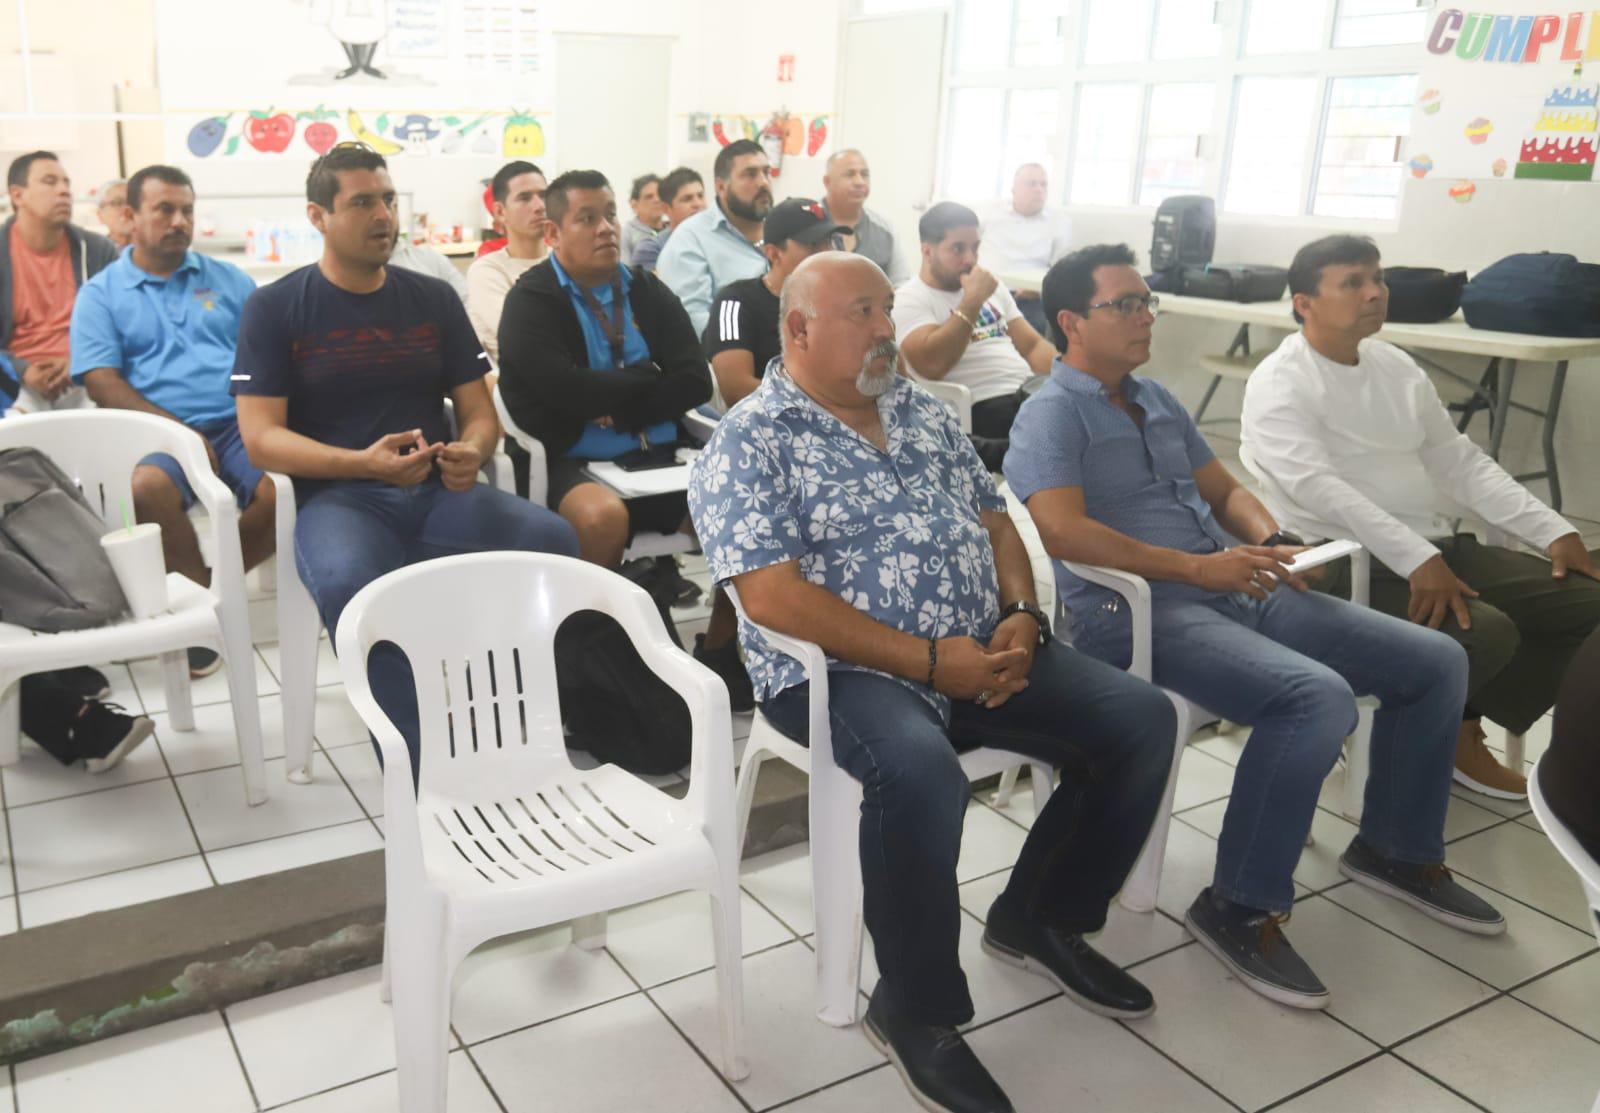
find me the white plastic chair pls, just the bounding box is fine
[336,552,747,1112]
[492,382,695,561]
[725,583,1056,1027]
[0,411,267,804]
[915,378,975,435]
[1058,554,1374,913]
[273,401,515,785]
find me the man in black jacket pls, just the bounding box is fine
[497,170,751,708]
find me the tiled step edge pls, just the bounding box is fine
[0,760,816,1065]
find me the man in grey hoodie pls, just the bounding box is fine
[2,151,118,412]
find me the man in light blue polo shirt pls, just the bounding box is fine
[655,140,770,333]
[71,165,272,615]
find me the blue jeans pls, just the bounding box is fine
[762,643,1175,1026]
[294,480,579,777]
[1073,587,1468,914]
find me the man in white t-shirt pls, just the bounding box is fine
[980,164,1072,336]
[466,160,548,364]
[894,201,1055,450]
[1241,234,1600,801]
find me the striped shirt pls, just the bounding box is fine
[702,275,781,378]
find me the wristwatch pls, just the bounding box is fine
[999,600,1052,647]
[1260,530,1304,548]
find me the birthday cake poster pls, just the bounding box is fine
[1409,4,1599,184]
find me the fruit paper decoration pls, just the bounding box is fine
[244,109,295,153]
[395,114,441,152]
[299,106,339,154]
[783,115,805,156]
[186,115,230,158]
[712,118,731,146]
[806,116,829,157]
[502,111,545,157]
[347,109,402,154]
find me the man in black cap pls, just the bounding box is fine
[703,198,845,408]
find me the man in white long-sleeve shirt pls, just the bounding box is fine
[1242,234,1600,801]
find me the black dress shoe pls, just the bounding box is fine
[863,982,1013,1113]
[982,897,1154,1018]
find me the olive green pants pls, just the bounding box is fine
[1320,534,1600,736]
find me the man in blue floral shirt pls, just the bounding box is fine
[688,253,1176,1113]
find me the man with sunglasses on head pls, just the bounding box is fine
[1005,243,1503,1012]
[231,144,578,776]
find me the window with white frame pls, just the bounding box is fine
[1243,0,1331,55]
[1153,0,1223,59]
[1140,82,1216,205]
[945,87,1008,202]
[1013,0,1071,66]
[1223,76,1320,216]
[1333,0,1429,48]
[1068,84,1143,204]
[1311,72,1418,218]
[1003,89,1063,183]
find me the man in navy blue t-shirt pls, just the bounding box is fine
[233,145,578,773]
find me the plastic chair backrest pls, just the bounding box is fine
[492,382,535,454]
[336,551,692,802]
[1528,754,1600,942]
[0,410,219,529]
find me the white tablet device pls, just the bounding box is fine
[1284,538,1361,574]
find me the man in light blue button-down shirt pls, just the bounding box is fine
[656,140,770,333]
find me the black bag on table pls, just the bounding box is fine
[1382,267,1467,324]
[1150,195,1215,273]
[1459,252,1600,337]
[553,557,692,776]
[0,447,128,632]
[1179,263,1289,303]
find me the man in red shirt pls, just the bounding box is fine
[1,151,118,412]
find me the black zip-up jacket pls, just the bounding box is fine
[497,259,712,459]
[0,217,118,398]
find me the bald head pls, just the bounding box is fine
[781,253,898,401]
[1012,163,1048,217]
[822,149,871,212]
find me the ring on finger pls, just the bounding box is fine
[975,689,994,704]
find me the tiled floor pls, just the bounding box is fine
[4,500,1600,1110]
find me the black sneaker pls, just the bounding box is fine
[862,982,1013,1113]
[693,634,755,713]
[981,896,1153,1018]
[187,647,222,679]
[1338,837,1506,936]
[657,556,703,607]
[1184,888,1329,1010]
[54,666,111,701]
[72,702,155,774]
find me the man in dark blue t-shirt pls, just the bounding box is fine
[233,145,578,773]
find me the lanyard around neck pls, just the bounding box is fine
[577,277,626,368]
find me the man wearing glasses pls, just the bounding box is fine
[1005,243,1503,1012]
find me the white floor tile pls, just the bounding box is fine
[1445,820,1594,933]
[1274,1054,1479,1113]
[740,843,816,935]
[1125,944,1379,1111]
[274,1050,501,1113]
[227,967,395,1108]
[18,856,212,928]
[1,723,170,808]
[966,996,1236,1113]
[127,649,279,714]
[12,1011,254,1113]
[651,940,884,1110]
[776,1064,923,1113]
[1324,873,1596,991]
[1171,746,1237,812]
[323,743,382,817]
[1512,952,1600,1043]
[154,694,286,777]
[1443,793,1507,842]
[176,755,364,852]
[1287,897,1497,1045]
[471,993,744,1113]
[957,799,1029,884]
[257,637,342,689]
[206,820,383,884]
[1449,783,1531,820]
[957,868,1189,969]
[603,887,795,988]
[450,923,639,1045]
[1397,997,1600,1113]
[8,779,200,892]
[311,686,369,751]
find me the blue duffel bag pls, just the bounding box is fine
[1460,252,1600,337]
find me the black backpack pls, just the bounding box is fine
[1383,267,1467,324]
[554,559,692,776]
[1460,253,1600,337]
[0,447,129,632]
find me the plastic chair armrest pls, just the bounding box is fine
[1059,560,1153,681]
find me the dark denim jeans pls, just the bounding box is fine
[294,479,578,776]
[1074,586,1468,914]
[761,643,1175,1026]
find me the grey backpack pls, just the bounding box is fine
[0,447,128,632]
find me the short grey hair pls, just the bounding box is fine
[824,148,866,173]
[97,178,127,203]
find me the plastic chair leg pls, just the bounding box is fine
[993,765,1020,809]
[1120,693,1194,914]
[709,867,750,1080]
[1341,701,1376,823]
[0,681,19,766]
[389,913,453,1113]
[811,768,865,1027]
[381,925,392,1004]
[1505,730,1526,772]
[733,748,769,855]
[571,912,607,951]
[217,612,268,807]
[162,649,195,732]
[278,576,322,785]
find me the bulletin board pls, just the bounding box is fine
[1408,3,1599,187]
[154,0,553,164]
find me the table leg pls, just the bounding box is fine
[1454,357,1499,434]
[1542,360,1568,512]
[1194,324,1251,424]
[1489,358,1516,460]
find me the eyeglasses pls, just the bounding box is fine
[1086,293,1160,318]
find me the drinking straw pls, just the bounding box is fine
[121,498,134,535]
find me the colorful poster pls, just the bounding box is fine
[1409,5,1600,183]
